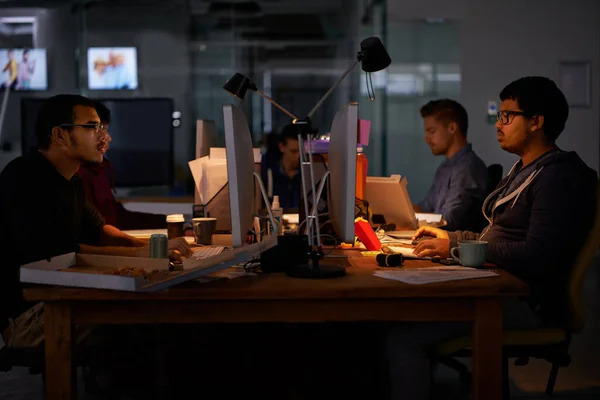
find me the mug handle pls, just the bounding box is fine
[450,247,460,262]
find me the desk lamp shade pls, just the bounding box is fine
[359,37,391,73]
[223,73,257,100]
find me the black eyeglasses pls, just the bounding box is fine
[496,111,526,125]
[59,123,108,134]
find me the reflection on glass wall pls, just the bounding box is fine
[361,19,461,203]
[0,0,459,203]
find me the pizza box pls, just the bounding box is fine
[20,236,277,292]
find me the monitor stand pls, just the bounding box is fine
[286,250,346,279]
[254,172,345,279]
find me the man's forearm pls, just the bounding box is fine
[79,243,147,257]
[98,225,146,247]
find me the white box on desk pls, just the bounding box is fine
[19,236,277,292]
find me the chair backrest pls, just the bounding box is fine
[487,164,503,193]
[569,182,600,332]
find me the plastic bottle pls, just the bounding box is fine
[270,195,283,236]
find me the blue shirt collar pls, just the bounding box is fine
[442,143,472,167]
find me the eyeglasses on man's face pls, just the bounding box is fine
[496,110,526,125]
[59,123,109,139]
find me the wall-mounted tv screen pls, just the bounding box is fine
[0,48,47,91]
[87,47,138,90]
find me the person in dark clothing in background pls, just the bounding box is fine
[415,99,488,231]
[0,94,191,350]
[261,124,301,209]
[77,101,167,230]
[387,77,597,400]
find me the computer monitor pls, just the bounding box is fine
[195,119,218,159]
[223,104,256,248]
[327,102,358,243]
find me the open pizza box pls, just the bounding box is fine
[20,236,277,292]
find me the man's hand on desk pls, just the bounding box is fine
[124,237,192,258]
[168,238,193,258]
[413,238,450,258]
[80,237,192,262]
[412,226,449,240]
[139,238,193,261]
[133,247,186,262]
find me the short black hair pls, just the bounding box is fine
[499,76,568,141]
[280,123,299,144]
[420,99,468,136]
[22,49,29,56]
[34,94,97,150]
[94,101,111,124]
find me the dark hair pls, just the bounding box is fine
[34,94,97,149]
[499,76,568,141]
[22,49,29,55]
[419,99,468,136]
[280,123,299,144]
[94,101,111,124]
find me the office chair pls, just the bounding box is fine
[468,164,504,233]
[435,182,600,398]
[487,164,503,194]
[0,337,109,395]
[0,345,45,375]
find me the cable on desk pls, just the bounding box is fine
[318,234,339,255]
[242,258,262,273]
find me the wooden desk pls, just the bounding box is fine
[23,253,528,400]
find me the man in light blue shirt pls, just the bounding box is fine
[414,99,488,231]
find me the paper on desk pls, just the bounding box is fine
[358,119,371,146]
[209,147,262,163]
[188,156,228,205]
[374,267,498,284]
[415,213,443,224]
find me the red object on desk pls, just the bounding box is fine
[354,218,381,251]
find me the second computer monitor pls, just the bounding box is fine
[327,102,358,244]
[223,104,256,248]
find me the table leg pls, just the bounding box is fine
[44,302,75,400]
[472,298,503,400]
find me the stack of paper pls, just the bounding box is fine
[374,266,498,284]
[188,156,228,205]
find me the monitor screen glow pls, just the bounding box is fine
[0,48,47,91]
[87,47,138,90]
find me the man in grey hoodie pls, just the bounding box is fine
[387,76,597,400]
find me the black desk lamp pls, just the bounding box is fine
[223,36,391,279]
[223,72,299,120]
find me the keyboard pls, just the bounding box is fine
[192,246,227,260]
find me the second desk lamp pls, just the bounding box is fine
[223,36,391,279]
